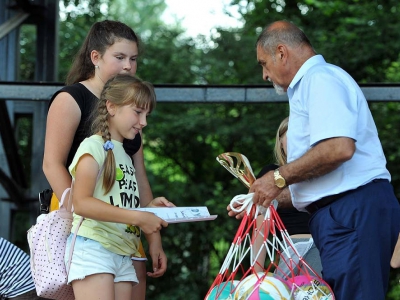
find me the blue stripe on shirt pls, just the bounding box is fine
[0,237,36,298]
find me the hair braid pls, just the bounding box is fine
[91,87,116,194]
[100,98,116,194]
[91,74,157,194]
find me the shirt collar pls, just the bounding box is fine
[288,54,326,91]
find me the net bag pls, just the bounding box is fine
[205,153,335,300]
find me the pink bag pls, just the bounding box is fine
[27,186,83,300]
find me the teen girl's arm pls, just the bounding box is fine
[132,141,175,208]
[73,154,168,234]
[144,232,168,278]
[43,93,81,201]
[132,139,170,277]
[132,143,152,207]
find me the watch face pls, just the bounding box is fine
[275,177,286,188]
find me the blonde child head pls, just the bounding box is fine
[274,116,289,166]
[91,74,156,193]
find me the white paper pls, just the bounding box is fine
[131,206,218,223]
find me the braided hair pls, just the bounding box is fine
[91,74,156,194]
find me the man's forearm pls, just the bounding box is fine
[280,137,355,185]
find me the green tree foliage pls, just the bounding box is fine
[229,0,400,83]
[58,0,111,81]
[19,25,36,81]
[143,102,288,299]
[14,0,400,298]
[139,1,400,298]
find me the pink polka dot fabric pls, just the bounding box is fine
[27,188,75,300]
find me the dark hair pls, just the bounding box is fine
[66,20,139,85]
[91,74,156,194]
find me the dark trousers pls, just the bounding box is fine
[309,179,400,300]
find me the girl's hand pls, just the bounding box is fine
[147,246,167,278]
[227,201,246,219]
[135,212,168,234]
[147,197,175,208]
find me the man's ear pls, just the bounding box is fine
[276,44,288,64]
[106,100,116,117]
[90,50,101,66]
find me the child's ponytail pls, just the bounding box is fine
[91,74,157,194]
[101,139,116,194]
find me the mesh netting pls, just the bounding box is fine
[205,196,334,300]
[206,153,335,300]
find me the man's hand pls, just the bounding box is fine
[250,171,282,207]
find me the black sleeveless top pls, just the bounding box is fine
[49,83,141,168]
[256,164,310,235]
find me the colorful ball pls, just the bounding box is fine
[288,275,334,300]
[234,273,291,300]
[206,281,239,300]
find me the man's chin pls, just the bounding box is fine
[274,84,286,95]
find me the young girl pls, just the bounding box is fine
[43,20,171,299]
[65,74,168,300]
[253,117,322,277]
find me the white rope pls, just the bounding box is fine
[229,193,254,214]
[209,193,333,299]
[229,193,278,216]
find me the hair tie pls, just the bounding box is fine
[103,140,114,151]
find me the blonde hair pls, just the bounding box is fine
[274,117,289,166]
[91,74,156,194]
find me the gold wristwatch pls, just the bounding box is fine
[274,169,286,189]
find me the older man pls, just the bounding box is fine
[251,20,400,299]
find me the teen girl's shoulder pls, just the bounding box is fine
[49,83,97,111]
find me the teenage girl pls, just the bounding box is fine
[42,20,171,299]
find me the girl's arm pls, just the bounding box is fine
[72,154,168,234]
[391,233,400,268]
[132,141,175,208]
[43,93,81,200]
[131,139,170,277]
[133,143,153,207]
[144,232,167,278]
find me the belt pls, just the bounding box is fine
[304,179,387,215]
[305,191,351,214]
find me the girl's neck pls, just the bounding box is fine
[95,132,123,143]
[82,76,104,98]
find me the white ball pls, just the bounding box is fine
[206,280,239,300]
[289,275,334,300]
[234,273,291,300]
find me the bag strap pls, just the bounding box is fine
[65,164,104,275]
[65,216,84,274]
[59,187,72,212]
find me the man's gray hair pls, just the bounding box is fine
[256,21,313,56]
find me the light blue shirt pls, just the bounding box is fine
[286,55,390,211]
